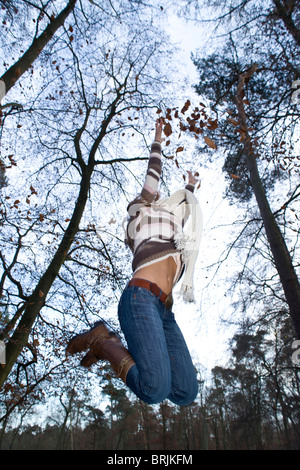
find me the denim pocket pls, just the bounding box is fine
[133,286,156,301]
[118,286,162,327]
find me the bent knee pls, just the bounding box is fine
[170,381,199,407]
[140,377,171,404]
[126,365,172,404]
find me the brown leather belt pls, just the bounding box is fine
[128,278,169,305]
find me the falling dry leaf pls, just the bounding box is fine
[163,122,172,137]
[231,174,241,180]
[181,100,191,114]
[204,136,217,149]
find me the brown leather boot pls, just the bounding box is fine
[66,321,112,356]
[80,334,135,383]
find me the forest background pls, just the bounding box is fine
[0,0,299,451]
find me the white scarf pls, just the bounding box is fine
[154,189,203,302]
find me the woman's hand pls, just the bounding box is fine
[187,171,200,186]
[154,118,165,143]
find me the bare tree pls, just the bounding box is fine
[0,0,77,101]
[0,3,171,388]
[235,65,300,338]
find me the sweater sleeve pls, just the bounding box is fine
[139,141,162,203]
[185,183,195,193]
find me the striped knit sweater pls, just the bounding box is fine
[126,141,195,277]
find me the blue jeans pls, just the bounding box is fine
[118,285,198,406]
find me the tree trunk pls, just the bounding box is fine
[272,0,300,47]
[0,0,77,98]
[236,64,300,340]
[56,388,76,450]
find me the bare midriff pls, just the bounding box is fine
[132,256,177,295]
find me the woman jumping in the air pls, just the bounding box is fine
[67,118,202,406]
